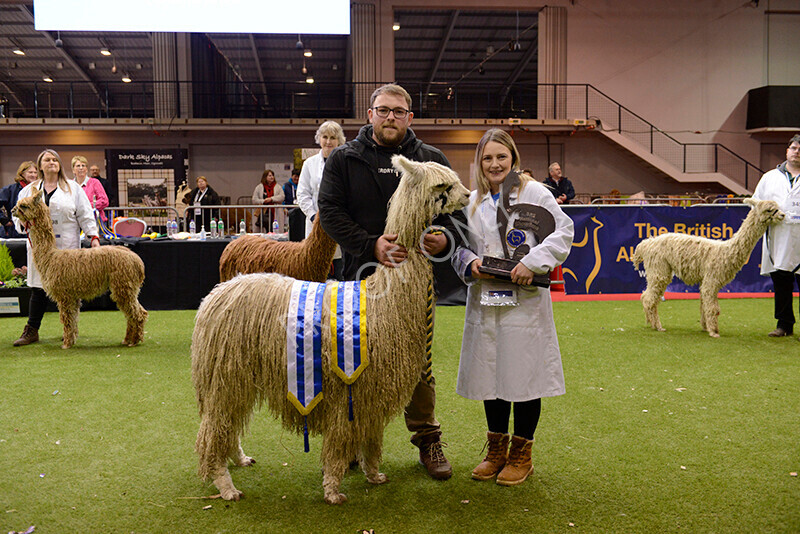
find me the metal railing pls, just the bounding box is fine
[181,204,298,235]
[7,80,762,190]
[534,83,763,190]
[104,206,181,234]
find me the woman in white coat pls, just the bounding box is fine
[452,129,574,486]
[12,149,101,347]
[296,120,345,278]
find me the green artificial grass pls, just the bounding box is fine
[1,300,799,533]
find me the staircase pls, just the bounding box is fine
[537,84,763,194]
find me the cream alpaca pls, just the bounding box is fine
[12,189,148,348]
[192,155,469,504]
[218,215,336,283]
[632,198,784,337]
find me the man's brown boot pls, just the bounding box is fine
[496,435,534,486]
[13,324,39,347]
[418,435,452,480]
[472,432,509,481]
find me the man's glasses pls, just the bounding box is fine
[372,106,410,119]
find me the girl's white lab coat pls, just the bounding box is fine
[451,180,574,402]
[14,180,98,289]
[752,165,800,274]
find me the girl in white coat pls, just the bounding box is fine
[296,120,345,278]
[12,149,100,347]
[452,129,573,486]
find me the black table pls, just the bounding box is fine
[135,238,229,310]
[2,236,466,311]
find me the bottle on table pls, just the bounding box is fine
[189,219,196,236]
[200,225,207,241]
[210,218,218,238]
[218,219,225,238]
[239,219,246,235]
[272,220,279,234]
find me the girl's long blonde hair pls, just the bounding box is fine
[472,128,531,213]
[35,149,71,193]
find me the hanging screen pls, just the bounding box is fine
[33,0,350,34]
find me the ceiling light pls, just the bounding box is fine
[100,47,111,56]
[305,75,314,84]
[295,34,304,49]
[303,49,312,57]
[392,21,400,31]
[302,65,307,74]
[10,38,25,56]
[88,62,96,69]
[56,62,64,70]
[121,73,132,83]
[43,74,54,83]
[331,64,338,71]
[286,63,292,70]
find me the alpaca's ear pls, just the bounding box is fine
[32,187,43,202]
[391,155,424,185]
[744,197,756,207]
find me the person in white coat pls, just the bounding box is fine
[452,129,573,486]
[752,133,800,338]
[12,149,101,347]
[296,120,345,278]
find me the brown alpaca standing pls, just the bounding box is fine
[12,189,148,348]
[218,215,336,282]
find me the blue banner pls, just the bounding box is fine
[560,205,771,295]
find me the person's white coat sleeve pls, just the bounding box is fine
[251,184,263,204]
[297,159,317,219]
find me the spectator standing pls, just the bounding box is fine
[0,161,36,238]
[12,149,100,347]
[283,168,300,205]
[185,176,220,232]
[251,169,284,232]
[752,133,800,338]
[543,162,575,204]
[297,120,346,277]
[451,129,573,485]
[89,164,116,207]
[318,83,466,480]
[72,156,109,222]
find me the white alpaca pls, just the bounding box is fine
[191,155,469,504]
[631,198,784,337]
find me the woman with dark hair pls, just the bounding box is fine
[184,176,220,232]
[12,149,101,346]
[0,160,36,238]
[251,169,284,232]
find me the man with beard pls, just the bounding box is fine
[318,83,465,480]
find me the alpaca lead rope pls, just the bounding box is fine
[424,280,434,385]
[423,226,443,386]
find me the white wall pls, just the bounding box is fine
[565,0,797,167]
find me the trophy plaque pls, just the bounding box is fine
[478,256,552,288]
[476,172,557,289]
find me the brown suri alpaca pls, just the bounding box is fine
[632,198,784,337]
[192,155,469,504]
[218,215,336,283]
[12,189,148,349]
